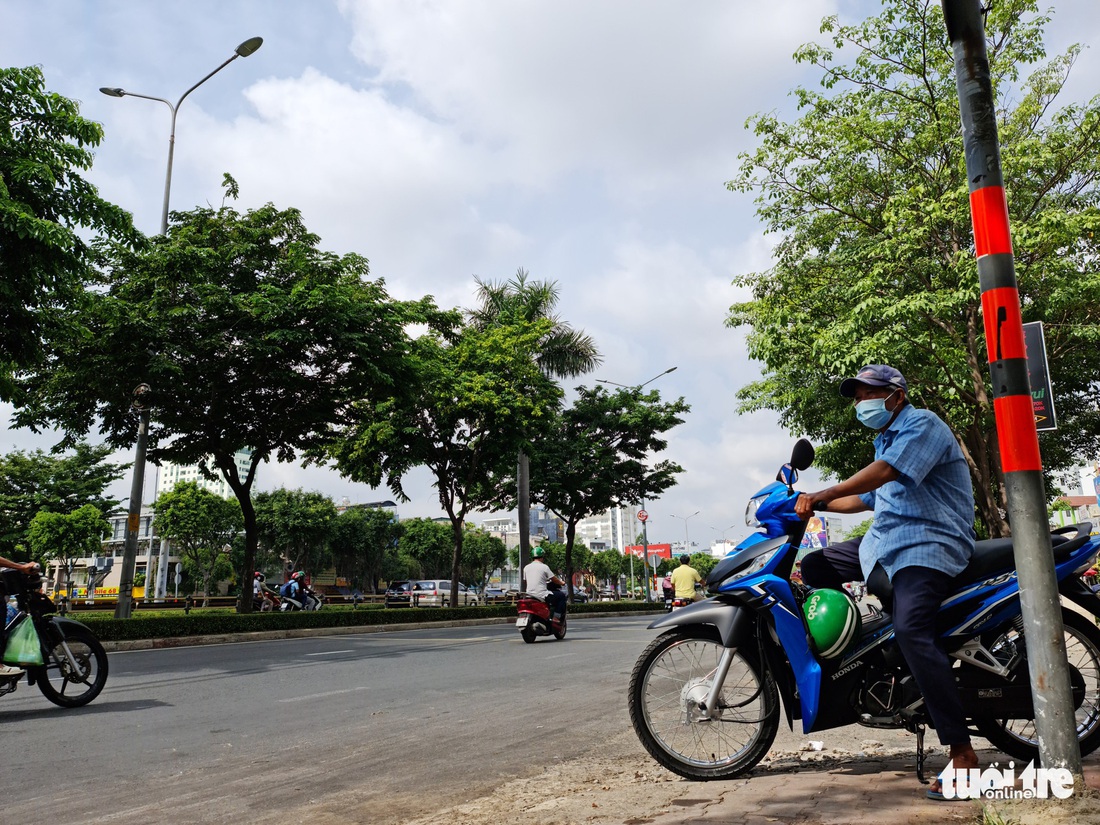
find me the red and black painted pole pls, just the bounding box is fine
[941,0,1080,774]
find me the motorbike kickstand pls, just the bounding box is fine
[915,723,929,785]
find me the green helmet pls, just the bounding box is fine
[532,547,546,558]
[803,588,861,659]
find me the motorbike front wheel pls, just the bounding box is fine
[628,626,779,780]
[36,624,109,708]
[973,607,1100,761]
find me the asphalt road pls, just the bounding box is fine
[0,615,919,825]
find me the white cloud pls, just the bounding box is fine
[3,0,1096,542]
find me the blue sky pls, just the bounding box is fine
[3,1,1098,546]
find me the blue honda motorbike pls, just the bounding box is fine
[628,439,1100,781]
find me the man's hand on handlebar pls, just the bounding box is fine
[795,493,826,521]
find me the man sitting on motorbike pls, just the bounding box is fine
[794,364,978,800]
[253,572,276,610]
[0,556,37,678]
[522,547,567,621]
[280,571,306,608]
[669,554,701,602]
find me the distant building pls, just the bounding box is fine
[529,506,564,544]
[158,448,254,500]
[575,506,632,551]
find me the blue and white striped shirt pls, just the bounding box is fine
[857,404,975,580]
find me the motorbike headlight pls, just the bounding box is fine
[745,494,767,527]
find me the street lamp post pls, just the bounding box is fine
[100,36,263,236]
[670,510,700,555]
[101,36,263,620]
[597,366,677,392]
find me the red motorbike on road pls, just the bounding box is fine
[516,590,567,643]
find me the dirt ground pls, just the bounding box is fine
[291,732,1100,825]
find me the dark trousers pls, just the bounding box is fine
[546,589,567,617]
[800,540,971,747]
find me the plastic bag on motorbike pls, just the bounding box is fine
[2,614,44,667]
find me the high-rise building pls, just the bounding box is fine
[574,505,631,551]
[158,449,254,500]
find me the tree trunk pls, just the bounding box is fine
[517,450,530,591]
[564,520,577,603]
[450,517,464,608]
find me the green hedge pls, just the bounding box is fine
[72,600,659,642]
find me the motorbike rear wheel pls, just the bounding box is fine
[520,627,536,644]
[36,624,109,708]
[972,607,1100,761]
[552,616,567,640]
[629,626,779,780]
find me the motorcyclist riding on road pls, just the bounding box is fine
[522,548,567,622]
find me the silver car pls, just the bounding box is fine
[412,579,480,607]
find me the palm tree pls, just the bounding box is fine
[468,269,601,590]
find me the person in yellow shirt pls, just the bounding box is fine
[669,555,701,600]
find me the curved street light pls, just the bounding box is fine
[670,510,701,554]
[597,366,677,391]
[100,37,263,619]
[100,36,263,236]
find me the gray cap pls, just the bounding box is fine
[839,365,907,398]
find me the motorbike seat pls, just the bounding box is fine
[866,524,1092,614]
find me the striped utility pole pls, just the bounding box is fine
[941,0,1081,775]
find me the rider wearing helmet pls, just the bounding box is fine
[280,571,306,606]
[669,554,701,602]
[522,547,567,621]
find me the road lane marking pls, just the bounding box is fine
[304,649,355,656]
[278,685,372,702]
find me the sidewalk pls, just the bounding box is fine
[654,748,1100,825]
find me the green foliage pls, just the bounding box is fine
[154,481,243,605]
[253,488,336,578]
[0,66,141,397]
[398,517,453,579]
[844,519,874,541]
[528,384,689,594]
[726,0,1100,537]
[590,548,627,582]
[328,318,562,604]
[467,269,602,380]
[17,180,429,608]
[331,506,402,593]
[0,443,126,559]
[461,526,507,588]
[26,503,109,577]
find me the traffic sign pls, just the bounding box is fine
[648,554,661,569]
[637,509,648,523]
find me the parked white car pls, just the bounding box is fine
[411,580,480,607]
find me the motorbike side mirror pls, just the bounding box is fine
[776,463,798,487]
[790,438,815,472]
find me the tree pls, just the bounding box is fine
[0,443,127,559]
[467,269,601,581]
[328,321,561,606]
[153,481,242,607]
[528,385,689,601]
[394,518,452,579]
[460,526,507,589]
[591,548,626,589]
[0,67,140,399]
[726,0,1100,537]
[331,507,402,593]
[16,179,427,608]
[26,504,109,599]
[253,488,336,582]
